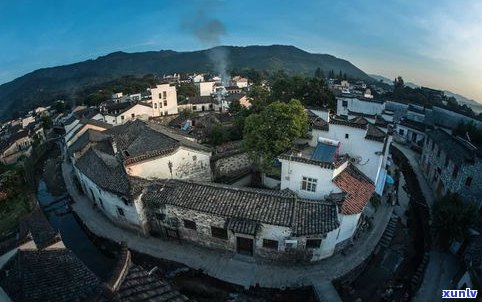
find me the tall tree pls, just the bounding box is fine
[247,84,271,113]
[432,193,476,242]
[243,99,307,170]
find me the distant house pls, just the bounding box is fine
[103,102,153,125]
[421,129,482,205]
[231,76,248,88]
[178,96,215,112]
[0,124,45,165]
[150,83,179,116]
[336,96,385,117]
[196,81,216,97]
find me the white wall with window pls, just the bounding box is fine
[150,84,178,116]
[279,160,341,199]
[73,167,146,234]
[311,124,385,184]
[336,96,385,116]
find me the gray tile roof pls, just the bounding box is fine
[365,124,386,142]
[106,120,180,164]
[68,129,111,155]
[0,249,100,302]
[19,209,62,249]
[116,265,190,301]
[427,129,481,164]
[226,218,259,235]
[143,180,339,236]
[75,148,131,196]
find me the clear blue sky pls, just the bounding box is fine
[1,0,481,101]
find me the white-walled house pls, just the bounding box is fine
[197,81,216,96]
[142,179,341,262]
[103,103,153,125]
[150,83,178,116]
[105,120,212,181]
[336,96,385,117]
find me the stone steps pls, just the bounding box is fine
[378,215,399,248]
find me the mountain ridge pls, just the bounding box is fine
[0,45,371,119]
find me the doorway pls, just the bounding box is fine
[236,236,254,256]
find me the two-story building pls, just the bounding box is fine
[150,83,178,116]
[421,129,482,206]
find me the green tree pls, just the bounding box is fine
[314,67,324,79]
[207,124,228,146]
[247,84,271,113]
[177,82,197,103]
[243,99,307,170]
[393,76,405,90]
[432,193,477,242]
[41,115,52,129]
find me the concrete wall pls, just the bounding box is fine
[126,147,212,180]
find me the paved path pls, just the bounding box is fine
[62,161,393,292]
[392,143,434,207]
[393,143,459,302]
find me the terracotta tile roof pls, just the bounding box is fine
[0,249,100,302]
[333,163,375,215]
[143,180,339,236]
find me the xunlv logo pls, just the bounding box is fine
[442,288,478,299]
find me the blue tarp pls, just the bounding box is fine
[311,142,338,162]
[386,175,395,185]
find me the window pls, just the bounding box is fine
[345,133,349,139]
[301,177,317,192]
[158,93,162,98]
[398,129,405,135]
[262,239,279,250]
[306,239,322,249]
[192,155,197,161]
[211,226,228,239]
[183,219,196,230]
[154,103,158,109]
[452,165,459,178]
[121,115,124,120]
[163,91,167,99]
[342,100,348,107]
[117,207,125,217]
[164,100,167,106]
[192,105,197,111]
[131,113,135,119]
[465,177,473,187]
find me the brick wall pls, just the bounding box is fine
[213,152,252,179]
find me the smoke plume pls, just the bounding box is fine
[182,7,229,84]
